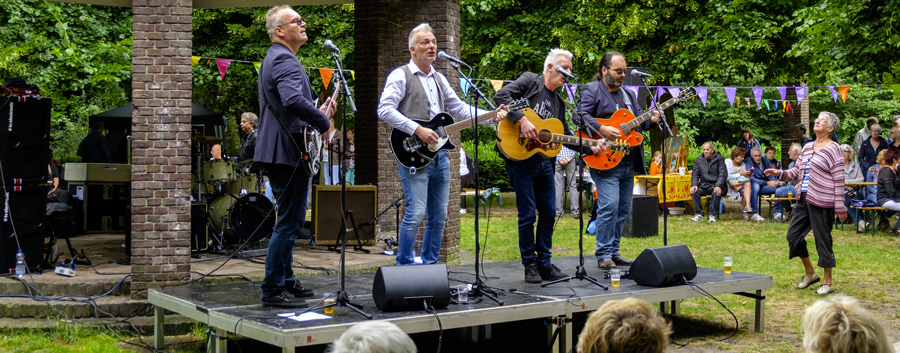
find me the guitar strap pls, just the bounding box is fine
[621,87,635,113]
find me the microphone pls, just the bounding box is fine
[631,70,653,78]
[324,39,340,54]
[437,51,466,66]
[555,66,576,81]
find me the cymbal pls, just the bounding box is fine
[191,135,222,144]
[236,158,255,165]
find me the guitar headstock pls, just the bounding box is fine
[676,87,698,102]
[504,98,529,113]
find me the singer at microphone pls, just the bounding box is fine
[555,66,576,81]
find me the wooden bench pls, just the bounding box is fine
[849,206,888,236]
[761,196,795,223]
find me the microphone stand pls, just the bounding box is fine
[307,48,371,319]
[448,59,503,306]
[638,74,671,246]
[543,77,606,290]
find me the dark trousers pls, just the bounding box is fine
[690,185,721,217]
[785,193,836,268]
[506,158,556,267]
[259,163,311,298]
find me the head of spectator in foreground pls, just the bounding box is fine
[328,320,416,353]
[876,149,887,168]
[701,141,714,159]
[789,143,802,162]
[730,146,747,164]
[882,148,900,167]
[576,298,671,353]
[802,294,892,353]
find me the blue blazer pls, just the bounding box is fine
[576,81,655,175]
[255,43,331,167]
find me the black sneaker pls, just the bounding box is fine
[261,290,308,308]
[286,281,315,298]
[524,263,541,283]
[538,264,569,281]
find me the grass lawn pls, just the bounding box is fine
[461,201,900,352]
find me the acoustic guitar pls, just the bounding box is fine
[581,87,697,170]
[496,108,626,160]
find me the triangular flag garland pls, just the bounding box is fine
[838,86,850,103]
[777,86,787,102]
[828,86,838,102]
[796,86,807,105]
[695,87,708,107]
[253,62,261,74]
[319,68,335,89]
[191,56,200,66]
[724,87,737,107]
[565,83,578,103]
[752,87,763,109]
[490,80,504,92]
[460,77,472,95]
[215,58,231,80]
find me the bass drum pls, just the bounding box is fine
[208,193,275,245]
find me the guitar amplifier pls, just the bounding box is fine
[312,185,377,246]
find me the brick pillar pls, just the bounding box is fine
[130,0,192,297]
[355,0,463,264]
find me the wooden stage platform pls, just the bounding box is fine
[150,254,772,353]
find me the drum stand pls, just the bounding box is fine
[360,196,403,253]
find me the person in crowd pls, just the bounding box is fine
[794,123,814,148]
[664,124,685,172]
[840,144,865,227]
[874,148,900,234]
[736,128,761,159]
[726,147,753,220]
[378,23,506,266]
[887,129,900,150]
[649,150,663,175]
[239,112,259,174]
[459,147,474,214]
[765,111,846,295]
[745,146,780,221]
[852,117,879,153]
[858,123,885,173]
[575,51,659,270]
[77,121,111,163]
[210,143,223,160]
[345,128,355,185]
[773,143,803,221]
[255,5,335,307]
[576,298,671,353]
[555,145,580,218]
[327,320,416,353]
[802,294,893,353]
[495,48,585,281]
[865,150,888,204]
[765,146,781,169]
[324,118,343,185]
[690,142,726,223]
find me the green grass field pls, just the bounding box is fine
[461,201,900,352]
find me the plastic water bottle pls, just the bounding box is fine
[15,249,26,278]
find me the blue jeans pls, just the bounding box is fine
[590,160,634,260]
[751,183,777,213]
[260,163,310,299]
[506,158,556,267]
[773,185,795,214]
[396,151,450,265]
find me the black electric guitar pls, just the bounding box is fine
[390,98,528,169]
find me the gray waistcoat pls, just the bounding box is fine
[397,65,445,121]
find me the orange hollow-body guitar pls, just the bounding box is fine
[496,108,616,160]
[580,88,697,170]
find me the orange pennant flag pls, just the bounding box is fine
[838,86,850,103]
[490,80,504,92]
[745,97,751,109]
[319,68,335,89]
[785,101,792,112]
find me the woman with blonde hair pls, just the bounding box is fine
[802,294,892,353]
[577,298,671,353]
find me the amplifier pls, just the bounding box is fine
[64,163,131,183]
[68,183,129,233]
[312,185,377,246]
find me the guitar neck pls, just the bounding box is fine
[622,97,680,131]
[324,78,341,116]
[552,133,600,146]
[443,110,500,135]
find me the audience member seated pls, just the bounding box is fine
[737,128,761,159]
[765,146,781,169]
[649,150,663,175]
[327,320,416,353]
[875,148,900,233]
[888,129,900,150]
[576,298,671,353]
[745,146,780,221]
[802,294,892,353]
[860,150,890,230]
[726,147,753,220]
[689,141,726,223]
[841,144,865,227]
[772,143,803,221]
[852,117,879,153]
[858,123,885,173]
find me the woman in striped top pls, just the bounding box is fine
[764,112,846,295]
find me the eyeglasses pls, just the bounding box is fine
[604,67,626,75]
[279,19,305,27]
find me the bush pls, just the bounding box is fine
[461,140,512,191]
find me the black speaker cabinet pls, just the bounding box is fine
[312,185,376,246]
[630,244,697,287]
[373,264,451,311]
[623,195,658,238]
[191,202,209,252]
[67,183,129,233]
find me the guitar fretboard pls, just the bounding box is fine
[552,134,601,146]
[444,110,500,135]
[623,99,680,132]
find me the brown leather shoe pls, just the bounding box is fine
[598,258,615,269]
[611,254,633,266]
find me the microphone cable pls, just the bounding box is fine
[668,275,739,347]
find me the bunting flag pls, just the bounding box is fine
[828,86,838,102]
[624,85,639,99]
[752,87,764,109]
[650,86,666,108]
[253,62,261,74]
[745,97,752,109]
[764,99,770,111]
[877,84,882,93]
[191,56,201,66]
[666,86,681,100]
[215,58,231,79]
[460,77,472,95]
[724,87,737,107]
[564,83,578,103]
[785,100,792,112]
[695,87,709,107]
[838,85,850,103]
[490,80,504,92]
[796,86,807,105]
[777,86,787,102]
[351,71,355,80]
[319,68,335,89]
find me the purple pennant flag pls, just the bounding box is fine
[752,87,764,109]
[667,87,681,100]
[795,86,807,105]
[650,86,666,108]
[564,83,578,103]
[777,86,787,102]
[695,87,708,107]
[724,87,737,107]
[828,86,838,102]
[624,85,639,99]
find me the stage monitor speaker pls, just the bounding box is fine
[623,195,658,238]
[630,244,697,287]
[373,264,450,312]
[191,202,209,252]
[312,185,376,246]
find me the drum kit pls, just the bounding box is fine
[192,135,275,249]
